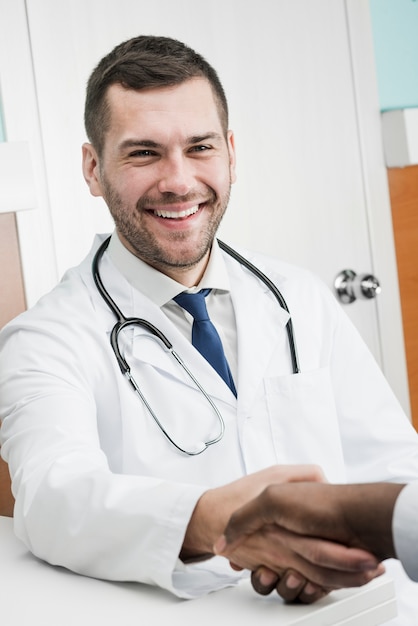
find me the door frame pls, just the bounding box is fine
[346,0,410,416]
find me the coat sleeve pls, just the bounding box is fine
[0,279,219,598]
[393,482,418,581]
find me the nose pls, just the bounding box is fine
[157,154,194,196]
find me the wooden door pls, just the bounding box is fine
[387,165,418,430]
[0,211,24,516]
[0,212,26,327]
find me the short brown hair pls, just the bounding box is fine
[84,35,229,155]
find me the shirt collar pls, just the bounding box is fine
[107,231,231,306]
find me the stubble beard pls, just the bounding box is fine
[101,176,231,273]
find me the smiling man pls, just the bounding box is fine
[82,78,235,285]
[1,35,418,622]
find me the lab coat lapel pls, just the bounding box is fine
[225,252,290,413]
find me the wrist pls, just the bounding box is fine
[181,489,224,562]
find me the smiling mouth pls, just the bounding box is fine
[152,205,200,219]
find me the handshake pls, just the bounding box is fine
[212,479,405,604]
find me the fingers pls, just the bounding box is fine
[285,464,326,484]
[213,478,389,607]
[284,533,382,573]
[277,571,329,604]
[250,567,329,604]
[250,566,280,595]
[216,523,384,582]
[223,526,384,606]
[229,561,244,572]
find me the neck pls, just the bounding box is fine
[160,259,209,287]
[117,230,211,287]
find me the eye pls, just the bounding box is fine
[189,144,212,153]
[129,149,157,158]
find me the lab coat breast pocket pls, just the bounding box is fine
[264,367,346,483]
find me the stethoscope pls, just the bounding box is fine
[92,236,299,456]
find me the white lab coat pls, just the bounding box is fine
[1,234,418,601]
[394,481,418,581]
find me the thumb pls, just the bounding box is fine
[213,499,269,556]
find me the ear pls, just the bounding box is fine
[227,131,237,184]
[82,143,103,197]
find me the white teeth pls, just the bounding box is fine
[154,205,199,219]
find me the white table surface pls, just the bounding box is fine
[0,516,397,626]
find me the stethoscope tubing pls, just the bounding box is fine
[92,236,300,375]
[217,239,300,374]
[91,235,300,454]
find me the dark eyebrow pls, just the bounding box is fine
[188,132,223,143]
[118,133,223,152]
[118,139,162,151]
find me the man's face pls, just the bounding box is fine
[83,78,236,283]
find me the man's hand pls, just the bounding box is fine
[213,481,405,602]
[180,464,325,562]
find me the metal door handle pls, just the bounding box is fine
[334,270,381,304]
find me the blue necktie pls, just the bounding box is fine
[174,289,237,397]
